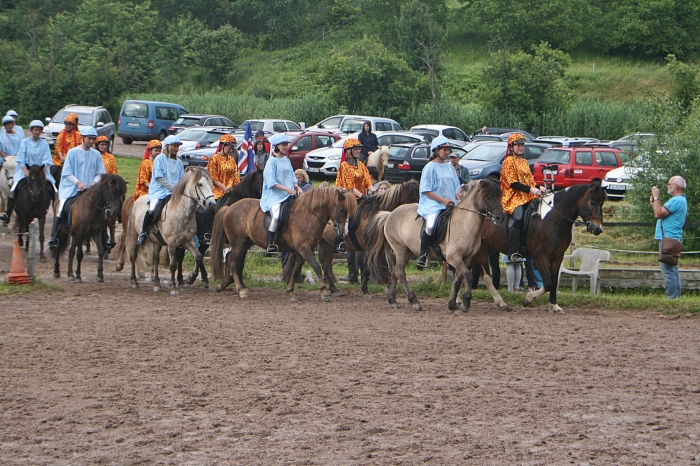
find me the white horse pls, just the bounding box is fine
[366,145,390,180]
[0,156,17,215]
[126,168,216,294]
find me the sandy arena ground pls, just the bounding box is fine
[1,218,699,465]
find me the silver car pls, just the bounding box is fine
[42,104,116,152]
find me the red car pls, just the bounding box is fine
[286,132,341,170]
[533,146,623,189]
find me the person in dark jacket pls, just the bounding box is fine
[357,121,378,164]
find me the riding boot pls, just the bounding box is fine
[0,196,14,224]
[416,231,432,270]
[266,231,279,257]
[137,210,155,246]
[48,216,62,248]
[507,227,523,262]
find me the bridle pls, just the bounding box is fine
[539,189,604,233]
[452,184,503,226]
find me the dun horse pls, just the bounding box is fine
[125,168,216,294]
[365,179,503,315]
[0,155,17,214]
[472,179,607,314]
[14,164,53,261]
[210,187,351,302]
[51,174,127,282]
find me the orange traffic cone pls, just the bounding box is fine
[7,239,31,285]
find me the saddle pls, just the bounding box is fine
[504,199,541,258]
[263,196,296,252]
[418,205,454,260]
[150,195,172,245]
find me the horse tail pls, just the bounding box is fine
[51,226,70,260]
[281,252,301,284]
[363,211,392,285]
[210,205,230,280]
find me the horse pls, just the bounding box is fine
[210,187,351,302]
[173,169,264,288]
[366,145,390,180]
[125,168,216,294]
[0,156,17,215]
[51,174,127,282]
[471,179,607,314]
[365,179,504,315]
[286,180,419,298]
[14,164,53,261]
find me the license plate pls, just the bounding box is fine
[309,167,320,172]
[543,169,557,175]
[608,183,626,190]
[127,122,139,127]
[388,164,394,168]
[182,161,189,166]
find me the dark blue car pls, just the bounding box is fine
[458,142,551,179]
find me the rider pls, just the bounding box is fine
[95,136,117,174]
[134,140,162,200]
[416,136,461,270]
[0,120,56,224]
[260,133,302,256]
[0,115,23,172]
[357,121,378,164]
[207,134,239,200]
[48,126,105,248]
[500,133,547,262]
[53,113,82,168]
[137,135,184,246]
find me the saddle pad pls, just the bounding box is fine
[152,195,172,223]
[419,205,454,247]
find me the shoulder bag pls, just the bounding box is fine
[659,220,683,266]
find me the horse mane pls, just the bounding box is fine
[293,187,341,213]
[218,170,263,207]
[375,179,419,211]
[554,179,606,205]
[172,168,210,202]
[457,180,480,205]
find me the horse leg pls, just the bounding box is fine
[74,238,84,283]
[448,256,475,316]
[168,244,182,296]
[178,240,203,294]
[152,244,162,292]
[175,247,185,286]
[285,253,306,303]
[319,239,342,297]
[229,246,250,298]
[84,237,91,255]
[544,262,564,314]
[447,271,464,312]
[215,245,234,293]
[358,252,373,299]
[296,245,331,303]
[96,232,105,283]
[387,252,399,308]
[197,242,209,288]
[394,250,421,311]
[39,214,47,263]
[67,236,76,279]
[129,241,139,289]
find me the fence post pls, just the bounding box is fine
[569,223,576,268]
[27,222,36,279]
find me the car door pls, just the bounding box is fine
[288,134,313,170]
[595,150,620,180]
[273,121,287,133]
[573,149,595,185]
[410,146,430,178]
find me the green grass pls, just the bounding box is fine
[115,155,142,194]
[0,278,64,294]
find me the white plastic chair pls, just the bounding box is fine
[558,248,610,295]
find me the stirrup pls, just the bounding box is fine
[335,240,348,254]
[0,213,8,223]
[266,244,279,257]
[203,233,212,245]
[416,254,428,270]
[48,237,59,248]
[137,233,148,246]
[509,252,524,262]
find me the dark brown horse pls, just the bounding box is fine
[472,179,607,314]
[210,187,353,302]
[51,174,127,282]
[286,180,420,297]
[14,164,53,262]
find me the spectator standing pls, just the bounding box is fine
[449,151,470,184]
[255,130,271,154]
[376,180,390,194]
[357,121,378,164]
[294,169,312,192]
[254,139,269,171]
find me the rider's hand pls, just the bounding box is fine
[77,182,86,191]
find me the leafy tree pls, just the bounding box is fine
[320,38,428,119]
[665,54,700,108]
[190,25,244,81]
[478,41,571,126]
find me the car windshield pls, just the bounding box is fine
[538,149,570,164]
[53,111,92,125]
[389,146,411,159]
[332,138,348,148]
[464,145,506,162]
[340,119,365,133]
[178,129,208,141]
[240,120,263,131]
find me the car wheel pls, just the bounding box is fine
[122,137,133,145]
[158,130,167,141]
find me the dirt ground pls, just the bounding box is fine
[1,219,700,465]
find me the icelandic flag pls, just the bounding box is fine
[238,121,255,175]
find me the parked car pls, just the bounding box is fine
[304,131,423,178]
[176,128,237,153]
[601,150,644,200]
[470,127,536,141]
[240,119,302,133]
[43,104,116,152]
[458,142,552,180]
[409,124,469,146]
[533,146,623,189]
[534,136,601,147]
[336,116,402,134]
[286,132,341,170]
[117,100,188,144]
[168,114,237,135]
[178,130,274,168]
[383,143,467,183]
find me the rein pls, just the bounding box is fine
[452,198,503,226]
[539,193,601,230]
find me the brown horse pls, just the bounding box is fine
[472,179,607,314]
[51,174,127,282]
[210,187,352,302]
[14,164,53,261]
[365,179,503,315]
[296,180,420,298]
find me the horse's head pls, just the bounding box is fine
[25,164,46,202]
[477,178,504,226]
[179,168,216,211]
[196,169,217,212]
[105,174,127,221]
[380,146,391,167]
[579,179,607,235]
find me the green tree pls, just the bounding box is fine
[190,25,244,81]
[665,54,700,108]
[479,42,571,126]
[320,38,428,119]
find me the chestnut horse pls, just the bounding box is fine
[210,187,352,302]
[471,179,607,314]
[365,179,503,315]
[51,174,126,282]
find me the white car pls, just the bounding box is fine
[306,115,402,134]
[409,124,470,147]
[304,131,423,178]
[601,150,647,200]
[240,119,303,133]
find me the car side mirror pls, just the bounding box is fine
[45,117,51,123]
[291,146,298,151]
[96,122,104,128]
[318,123,324,128]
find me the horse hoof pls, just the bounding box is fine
[321,295,331,303]
[460,303,469,314]
[185,275,196,285]
[363,294,373,299]
[97,277,104,283]
[290,296,299,303]
[40,257,47,264]
[54,272,60,278]
[522,299,532,307]
[239,289,249,299]
[138,272,146,279]
[171,290,179,296]
[332,291,345,297]
[412,303,422,311]
[499,304,512,312]
[391,303,400,309]
[132,283,139,289]
[115,264,123,271]
[448,301,457,311]
[68,277,75,282]
[215,285,223,293]
[453,310,465,316]
[154,286,160,292]
[201,281,209,289]
[75,278,82,283]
